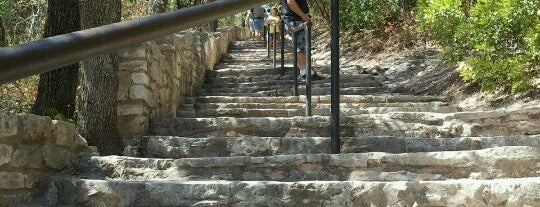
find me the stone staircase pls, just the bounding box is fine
[49,40,540,206]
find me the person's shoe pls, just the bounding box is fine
[298,73,325,81]
[311,73,325,81]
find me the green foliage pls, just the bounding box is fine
[459,55,533,93]
[46,107,76,123]
[340,0,402,33]
[417,0,540,93]
[416,0,464,47]
[526,12,540,65]
[0,0,10,18]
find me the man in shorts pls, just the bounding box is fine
[250,6,267,40]
[284,0,323,80]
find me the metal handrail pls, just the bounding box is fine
[0,0,268,84]
[281,20,312,116]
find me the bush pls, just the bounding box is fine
[340,0,402,34]
[418,0,540,93]
[416,0,464,48]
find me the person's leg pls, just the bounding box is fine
[297,51,306,72]
[295,25,322,80]
[296,26,308,76]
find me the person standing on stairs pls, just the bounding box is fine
[284,0,324,80]
[249,6,267,40]
[266,6,281,49]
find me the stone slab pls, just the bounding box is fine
[51,177,540,207]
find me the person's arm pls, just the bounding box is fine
[287,0,310,22]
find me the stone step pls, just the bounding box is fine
[230,41,267,47]
[144,135,540,158]
[208,67,282,77]
[222,54,293,60]
[205,80,383,90]
[184,95,447,104]
[177,105,460,118]
[206,74,294,83]
[228,48,277,52]
[221,58,276,64]
[153,108,540,137]
[208,67,346,76]
[208,67,294,77]
[223,53,293,59]
[51,177,540,207]
[200,86,390,97]
[85,146,540,181]
[205,74,386,84]
[182,102,453,110]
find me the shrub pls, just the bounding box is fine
[418,0,540,93]
[340,0,402,34]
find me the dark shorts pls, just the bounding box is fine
[252,18,265,32]
[290,21,306,52]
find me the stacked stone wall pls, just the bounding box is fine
[0,112,94,205]
[117,26,250,140]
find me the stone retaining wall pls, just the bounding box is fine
[117,26,250,141]
[0,112,95,205]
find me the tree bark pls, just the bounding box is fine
[152,0,169,14]
[206,0,218,32]
[0,19,6,47]
[32,0,80,119]
[208,20,218,32]
[78,0,123,155]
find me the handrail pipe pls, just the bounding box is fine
[0,0,268,84]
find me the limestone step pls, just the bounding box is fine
[209,67,366,77]
[205,74,386,84]
[51,177,540,207]
[221,54,292,61]
[228,48,276,53]
[85,146,540,181]
[206,74,295,83]
[153,108,540,137]
[207,71,371,81]
[229,42,267,49]
[222,54,292,61]
[200,86,391,97]
[184,95,447,104]
[182,102,453,110]
[204,80,383,90]
[207,67,296,77]
[211,64,293,72]
[221,58,275,64]
[144,135,540,158]
[177,105,460,118]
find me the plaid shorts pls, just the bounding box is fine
[290,21,306,52]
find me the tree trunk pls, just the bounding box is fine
[32,0,80,119]
[208,20,218,32]
[206,0,218,32]
[78,0,123,155]
[0,19,6,47]
[152,0,169,14]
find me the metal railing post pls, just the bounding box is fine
[266,26,270,58]
[330,0,341,154]
[280,19,285,75]
[292,32,299,96]
[305,23,312,117]
[273,25,277,69]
